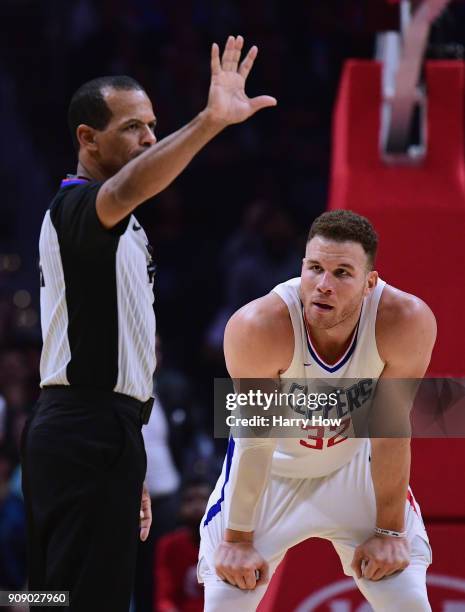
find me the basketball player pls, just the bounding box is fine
[198,210,437,611]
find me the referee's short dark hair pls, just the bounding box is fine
[68,76,146,151]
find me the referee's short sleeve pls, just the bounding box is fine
[50,181,129,255]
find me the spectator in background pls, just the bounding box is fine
[0,448,26,592]
[0,342,39,463]
[205,201,301,361]
[135,335,208,612]
[155,478,211,612]
[135,392,180,612]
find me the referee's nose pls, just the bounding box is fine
[141,124,157,147]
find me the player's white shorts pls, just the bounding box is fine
[198,438,432,612]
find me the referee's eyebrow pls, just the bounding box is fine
[121,118,157,128]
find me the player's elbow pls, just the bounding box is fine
[405,298,437,347]
[370,437,411,459]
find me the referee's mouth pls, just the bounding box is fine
[130,149,147,160]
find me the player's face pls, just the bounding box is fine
[300,236,377,330]
[92,88,157,176]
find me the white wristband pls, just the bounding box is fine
[374,526,407,538]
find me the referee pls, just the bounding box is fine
[20,36,276,612]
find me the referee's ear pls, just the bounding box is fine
[76,124,98,152]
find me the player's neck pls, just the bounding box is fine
[305,307,361,365]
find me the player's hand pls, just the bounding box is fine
[139,482,152,542]
[205,35,277,127]
[214,540,269,590]
[351,535,410,581]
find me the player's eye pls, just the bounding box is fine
[309,265,322,272]
[335,269,349,277]
[127,123,139,131]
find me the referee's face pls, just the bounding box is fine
[93,88,157,177]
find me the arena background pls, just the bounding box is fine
[1,1,464,610]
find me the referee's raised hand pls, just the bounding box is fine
[206,35,277,127]
[139,482,152,542]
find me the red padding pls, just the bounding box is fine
[329,60,465,376]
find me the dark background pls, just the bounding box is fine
[1,0,465,608]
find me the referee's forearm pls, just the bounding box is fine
[107,110,223,209]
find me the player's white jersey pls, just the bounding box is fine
[269,276,386,478]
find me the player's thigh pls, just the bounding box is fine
[355,557,431,612]
[201,471,320,563]
[333,535,432,612]
[199,556,281,612]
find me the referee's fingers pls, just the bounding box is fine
[139,483,152,542]
[141,497,152,520]
[140,509,152,541]
[140,519,151,541]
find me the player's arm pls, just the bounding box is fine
[96,36,277,228]
[214,294,293,589]
[352,289,437,581]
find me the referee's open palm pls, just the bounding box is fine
[207,35,277,126]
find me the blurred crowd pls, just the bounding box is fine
[1,0,465,610]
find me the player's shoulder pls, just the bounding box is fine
[224,292,294,376]
[226,292,291,338]
[377,283,437,358]
[378,283,436,326]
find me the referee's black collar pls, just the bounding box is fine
[60,175,92,189]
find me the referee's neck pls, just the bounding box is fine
[76,159,109,182]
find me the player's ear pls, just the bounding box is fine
[366,270,378,293]
[77,124,98,152]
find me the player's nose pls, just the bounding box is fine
[316,272,334,293]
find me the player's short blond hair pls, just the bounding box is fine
[308,210,378,270]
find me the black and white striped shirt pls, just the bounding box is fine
[39,177,156,402]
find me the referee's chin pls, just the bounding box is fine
[130,146,152,161]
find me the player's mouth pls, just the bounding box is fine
[312,301,334,311]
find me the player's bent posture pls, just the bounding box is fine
[198,210,437,611]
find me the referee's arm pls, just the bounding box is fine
[95,39,276,228]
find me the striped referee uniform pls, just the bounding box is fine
[21,177,156,612]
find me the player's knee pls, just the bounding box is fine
[380,588,431,612]
[403,590,431,612]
